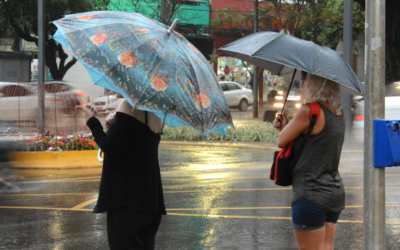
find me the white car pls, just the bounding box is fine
[0,81,87,122]
[353,96,400,122]
[220,81,253,111]
[93,92,123,115]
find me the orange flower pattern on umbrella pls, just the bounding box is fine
[91,33,110,45]
[52,11,233,136]
[199,91,211,108]
[188,44,203,58]
[150,73,169,91]
[118,51,142,68]
[193,95,201,111]
[78,15,95,21]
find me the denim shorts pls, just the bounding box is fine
[292,198,341,230]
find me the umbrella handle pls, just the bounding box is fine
[281,68,297,115]
[97,148,103,163]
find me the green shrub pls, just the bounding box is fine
[162,123,279,142]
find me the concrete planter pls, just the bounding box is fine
[10,150,101,169]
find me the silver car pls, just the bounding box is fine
[0,81,87,132]
[0,81,87,121]
[220,81,253,111]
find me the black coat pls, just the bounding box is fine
[87,112,166,215]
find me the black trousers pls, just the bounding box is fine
[107,207,162,250]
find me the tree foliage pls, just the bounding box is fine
[300,0,365,50]
[265,0,310,37]
[211,1,365,51]
[0,0,109,80]
[211,4,275,34]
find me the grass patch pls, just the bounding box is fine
[162,123,279,142]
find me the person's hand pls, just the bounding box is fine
[273,112,289,132]
[105,112,116,131]
[76,104,97,120]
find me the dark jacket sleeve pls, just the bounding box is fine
[87,116,126,161]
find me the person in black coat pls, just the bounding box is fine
[76,95,166,250]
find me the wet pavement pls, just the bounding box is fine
[1,143,400,249]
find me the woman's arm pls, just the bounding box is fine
[76,104,126,161]
[86,116,127,161]
[276,105,310,148]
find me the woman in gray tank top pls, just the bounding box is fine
[273,73,345,250]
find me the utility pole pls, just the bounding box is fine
[343,0,353,143]
[252,0,259,118]
[364,0,386,249]
[38,0,46,132]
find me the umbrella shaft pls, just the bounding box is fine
[281,68,297,114]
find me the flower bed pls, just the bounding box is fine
[9,130,99,152]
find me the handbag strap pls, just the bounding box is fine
[293,103,321,158]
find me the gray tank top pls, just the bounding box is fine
[291,103,345,212]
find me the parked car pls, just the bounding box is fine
[93,91,123,115]
[0,81,87,122]
[220,81,253,111]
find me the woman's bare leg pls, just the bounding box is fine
[294,227,325,250]
[323,222,337,250]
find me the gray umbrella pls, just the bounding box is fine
[219,31,364,96]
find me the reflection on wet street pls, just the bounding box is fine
[1,145,400,249]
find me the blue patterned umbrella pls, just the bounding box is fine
[52,11,233,136]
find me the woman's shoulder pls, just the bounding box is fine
[295,104,311,120]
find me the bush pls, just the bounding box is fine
[162,123,279,142]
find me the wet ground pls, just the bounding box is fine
[1,143,400,250]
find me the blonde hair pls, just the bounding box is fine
[304,74,342,113]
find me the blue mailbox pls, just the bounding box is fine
[374,120,400,167]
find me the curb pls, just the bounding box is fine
[10,142,278,170]
[10,150,101,169]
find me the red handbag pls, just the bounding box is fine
[269,103,321,186]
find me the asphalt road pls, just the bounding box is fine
[1,144,400,249]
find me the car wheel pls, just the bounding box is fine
[239,99,248,112]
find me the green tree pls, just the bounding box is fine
[0,0,109,80]
[300,0,365,50]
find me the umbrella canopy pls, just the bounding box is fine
[220,31,364,95]
[52,11,233,136]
